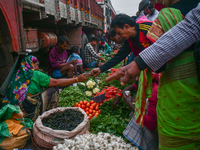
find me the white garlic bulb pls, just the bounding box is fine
[53,132,138,150]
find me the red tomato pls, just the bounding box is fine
[93,110,96,113]
[83,101,87,105]
[89,109,93,113]
[98,110,101,113]
[86,103,90,108]
[90,106,94,110]
[95,106,99,111]
[79,101,83,105]
[75,103,79,106]
[90,100,95,104]
[82,105,86,109]
[92,103,96,107]
[96,103,100,107]
[86,111,89,115]
[89,114,93,117]
[77,104,81,107]
[88,116,92,120]
[85,108,89,111]
[92,112,95,116]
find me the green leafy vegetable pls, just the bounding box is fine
[42,109,84,131]
[59,86,90,107]
[89,99,131,141]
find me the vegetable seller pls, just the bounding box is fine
[1,55,89,122]
[113,73,160,150]
[48,36,78,79]
[106,0,200,149]
[84,37,106,68]
[90,14,153,77]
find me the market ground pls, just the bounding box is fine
[24,140,47,150]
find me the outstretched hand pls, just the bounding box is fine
[90,68,101,77]
[105,61,141,86]
[105,65,127,83]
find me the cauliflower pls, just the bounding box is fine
[79,82,85,86]
[93,88,100,94]
[85,91,93,97]
[86,80,96,89]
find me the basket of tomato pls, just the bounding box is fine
[74,100,101,120]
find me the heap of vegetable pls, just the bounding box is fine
[74,100,100,120]
[59,86,90,107]
[77,77,100,97]
[42,109,84,131]
[90,99,131,141]
[53,132,138,150]
[94,86,121,102]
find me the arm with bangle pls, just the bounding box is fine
[48,75,85,87]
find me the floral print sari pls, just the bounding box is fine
[1,55,38,107]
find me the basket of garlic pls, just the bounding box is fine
[53,132,139,150]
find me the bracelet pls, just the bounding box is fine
[117,92,122,97]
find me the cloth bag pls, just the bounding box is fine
[33,107,90,149]
[0,104,33,150]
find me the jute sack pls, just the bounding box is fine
[33,107,90,149]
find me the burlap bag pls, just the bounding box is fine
[33,107,90,149]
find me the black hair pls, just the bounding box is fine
[57,36,70,45]
[71,46,79,53]
[90,37,100,42]
[106,28,117,41]
[136,11,140,17]
[139,0,155,14]
[131,16,137,20]
[111,14,136,29]
[139,0,149,13]
[110,28,117,38]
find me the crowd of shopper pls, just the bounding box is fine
[103,0,200,149]
[1,0,200,149]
